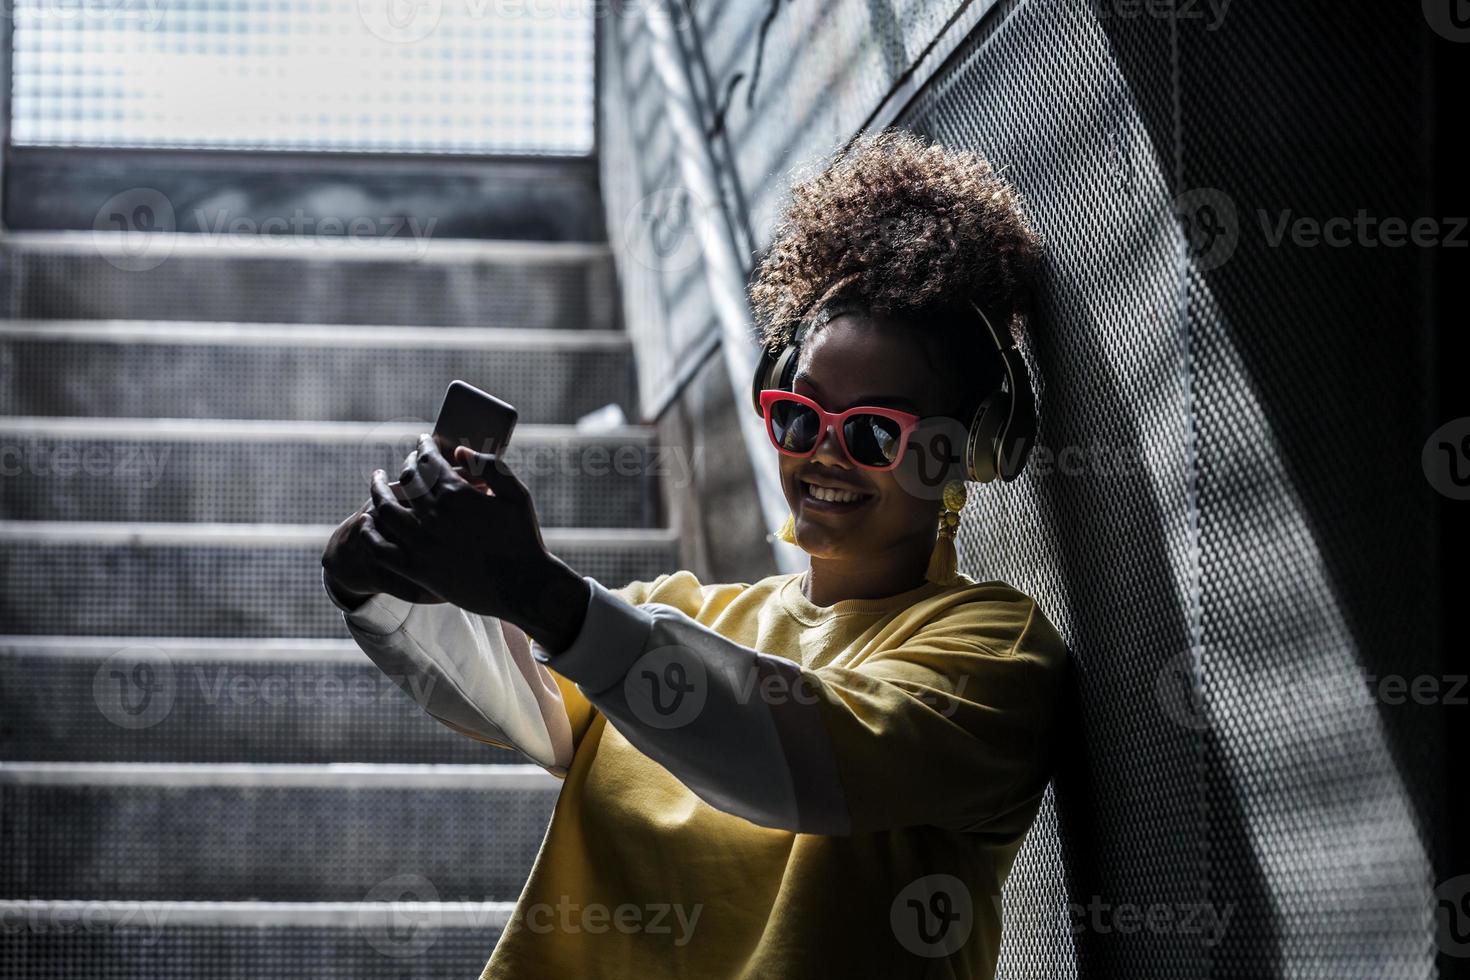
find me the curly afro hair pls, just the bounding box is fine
[748,129,1043,412]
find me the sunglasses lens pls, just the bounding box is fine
[843,414,904,467]
[769,399,822,454]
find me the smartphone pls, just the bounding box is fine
[389,381,519,501]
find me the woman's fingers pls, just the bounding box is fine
[414,434,459,489]
[369,469,423,545]
[454,447,527,502]
[359,512,414,573]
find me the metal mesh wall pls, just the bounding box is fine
[602,0,1444,976]
[598,9,721,416]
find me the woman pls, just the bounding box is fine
[322,129,1067,979]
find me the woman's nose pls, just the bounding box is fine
[810,422,850,467]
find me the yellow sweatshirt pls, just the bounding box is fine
[330,568,1067,979]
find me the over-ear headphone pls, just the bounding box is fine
[749,287,1036,482]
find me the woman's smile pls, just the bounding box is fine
[799,478,875,514]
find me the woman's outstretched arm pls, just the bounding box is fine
[325,569,583,774]
[533,577,1067,837]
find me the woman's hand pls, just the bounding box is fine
[321,500,444,607]
[364,435,590,653]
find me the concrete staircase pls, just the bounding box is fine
[0,228,674,976]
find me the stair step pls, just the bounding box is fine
[0,321,634,423]
[1,900,509,980]
[2,233,618,329]
[0,418,663,528]
[0,522,678,637]
[0,762,557,902]
[0,637,518,765]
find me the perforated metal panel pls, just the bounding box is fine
[0,649,518,765]
[0,338,634,424]
[0,782,554,901]
[1,925,503,980]
[3,243,616,330]
[0,436,657,529]
[0,541,678,637]
[890,0,1439,977]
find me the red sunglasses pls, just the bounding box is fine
[759,389,921,471]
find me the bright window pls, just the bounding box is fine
[8,0,594,154]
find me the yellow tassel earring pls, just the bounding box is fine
[776,512,798,545]
[924,479,968,586]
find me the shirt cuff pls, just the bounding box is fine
[322,568,413,636]
[532,575,654,694]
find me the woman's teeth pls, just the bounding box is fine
[803,481,867,504]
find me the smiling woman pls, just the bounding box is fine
[321,128,1067,980]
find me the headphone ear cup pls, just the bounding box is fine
[750,347,781,417]
[993,350,1036,481]
[997,381,1036,481]
[751,342,802,418]
[965,393,1007,483]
